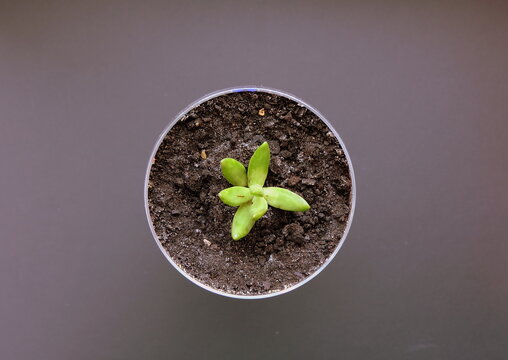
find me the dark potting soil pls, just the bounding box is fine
[148,91,352,295]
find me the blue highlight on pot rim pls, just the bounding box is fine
[232,88,257,92]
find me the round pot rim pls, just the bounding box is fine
[144,86,357,299]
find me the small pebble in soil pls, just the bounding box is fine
[203,239,211,246]
[280,150,292,158]
[281,112,293,121]
[294,271,305,279]
[283,223,305,244]
[302,178,316,186]
[295,107,307,118]
[287,176,301,187]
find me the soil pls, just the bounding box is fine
[148,91,352,296]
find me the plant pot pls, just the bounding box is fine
[145,86,356,299]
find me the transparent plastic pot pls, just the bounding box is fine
[144,86,356,299]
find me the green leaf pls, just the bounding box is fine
[231,202,256,240]
[247,142,270,187]
[218,186,253,207]
[250,195,268,220]
[220,158,247,186]
[263,187,310,212]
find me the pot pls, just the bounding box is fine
[144,86,356,299]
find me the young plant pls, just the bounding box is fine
[218,142,310,240]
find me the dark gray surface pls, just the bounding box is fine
[1,1,507,359]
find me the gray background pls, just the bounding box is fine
[1,1,507,359]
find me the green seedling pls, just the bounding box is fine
[218,142,310,240]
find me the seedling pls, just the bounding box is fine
[218,142,310,240]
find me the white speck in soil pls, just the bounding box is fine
[302,178,316,186]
